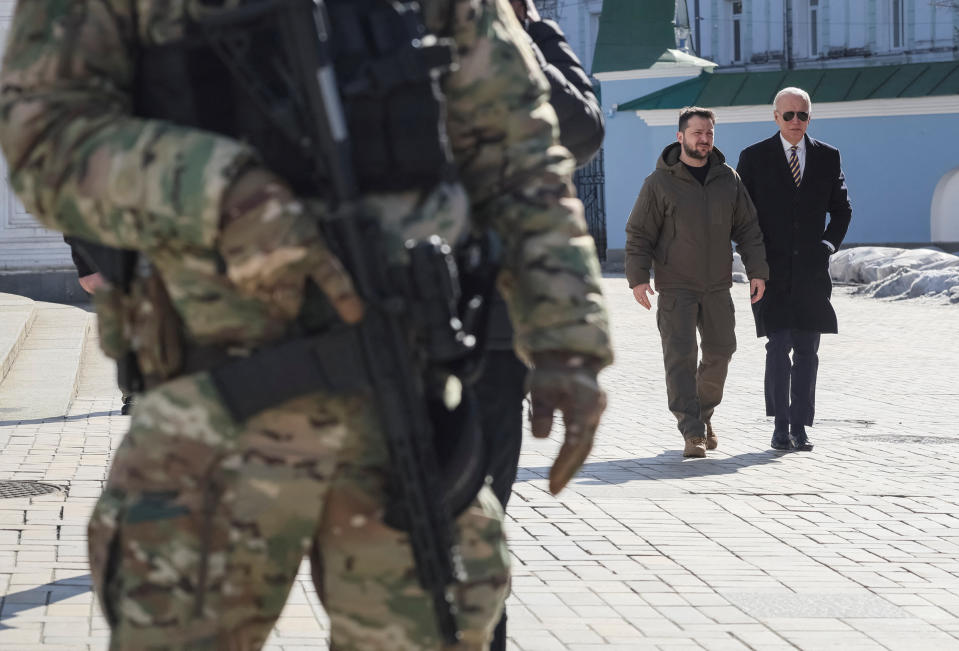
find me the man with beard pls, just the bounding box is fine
[626,107,768,458]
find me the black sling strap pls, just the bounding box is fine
[206,327,369,420]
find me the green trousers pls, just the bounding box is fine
[656,289,737,440]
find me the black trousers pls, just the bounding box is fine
[475,349,528,651]
[765,329,820,431]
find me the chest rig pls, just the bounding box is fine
[135,0,456,197]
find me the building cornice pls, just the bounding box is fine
[634,96,959,125]
[594,66,707,81]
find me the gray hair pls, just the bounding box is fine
[774,87,812,113]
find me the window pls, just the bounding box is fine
[891,0,905,49]
[587,11,601,74]
[732,1,743,63]
[810,0,819,56]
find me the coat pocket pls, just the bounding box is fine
[88,490,124,627]
[653,214,676,265]
[88,478,227,631]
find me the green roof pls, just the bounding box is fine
[618,61,959,111]
[591,0,677,74]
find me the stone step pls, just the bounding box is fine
[0,293,38,385]
[0,302,93,423]
[69,315,123,419]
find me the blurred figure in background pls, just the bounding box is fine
[482,2,606,649]
[63,237,135,416]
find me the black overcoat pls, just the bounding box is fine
[737,133,852,337]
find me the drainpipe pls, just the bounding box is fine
[694,0,702,56]
[784,0,794,69]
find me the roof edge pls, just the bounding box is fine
[632,96,959,126]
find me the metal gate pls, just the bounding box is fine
[574,148,606,261]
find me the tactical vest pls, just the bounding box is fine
[135,0,456,197]
[121,0,491,522]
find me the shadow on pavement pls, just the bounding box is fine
[0,575,93,629]
[0,410,118,426]
[519,449,789,485]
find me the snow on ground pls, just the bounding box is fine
[732,247,959,303]
[830,247,959,303]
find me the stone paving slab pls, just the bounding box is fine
[1,280,959,649]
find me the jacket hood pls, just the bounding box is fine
[657,141,727,171]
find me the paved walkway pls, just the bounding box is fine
[1,279,959,650]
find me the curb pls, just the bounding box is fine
[0,293,38,386]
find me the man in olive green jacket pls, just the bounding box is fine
[626,107,768,458]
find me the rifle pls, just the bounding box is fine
[265,0,473,642]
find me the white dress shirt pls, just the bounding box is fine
[780,133,835,253]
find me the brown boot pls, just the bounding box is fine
[683,437,707,458]
[705,423,718,450]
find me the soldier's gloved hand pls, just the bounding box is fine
[219,169,363,323]
[528,351,607,495]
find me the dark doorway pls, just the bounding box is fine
[574,148,606,261]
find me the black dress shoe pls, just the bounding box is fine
[789,430,814,451]
[770,431,791,450]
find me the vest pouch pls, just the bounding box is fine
[128,273,185,381]
[91,285,132,361]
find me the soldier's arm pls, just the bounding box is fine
[441,0,611,366]
[0,0,256,252]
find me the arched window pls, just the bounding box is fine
[931,167,959,243]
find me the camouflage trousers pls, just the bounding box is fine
[88,371,510,650]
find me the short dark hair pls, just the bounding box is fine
[678,107,716,132]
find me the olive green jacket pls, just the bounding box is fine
[625,143,768,292]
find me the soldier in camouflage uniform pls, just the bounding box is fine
[0,0,612,648]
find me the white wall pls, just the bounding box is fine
[552,0,604,74]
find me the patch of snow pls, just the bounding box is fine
[732,247,959,302]
[830,247,959,303]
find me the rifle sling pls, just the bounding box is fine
[194,327,370,421]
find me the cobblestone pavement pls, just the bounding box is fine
[1,279,958,650]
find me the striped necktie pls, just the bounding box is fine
[788,145,801,187]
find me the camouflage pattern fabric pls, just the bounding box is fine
[0,0,612,647]
[89,372,510,649]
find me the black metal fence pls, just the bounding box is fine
[574,148,607,261]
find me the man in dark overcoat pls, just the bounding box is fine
[737,87,852,451]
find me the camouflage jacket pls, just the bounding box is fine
[0,0,612,367]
